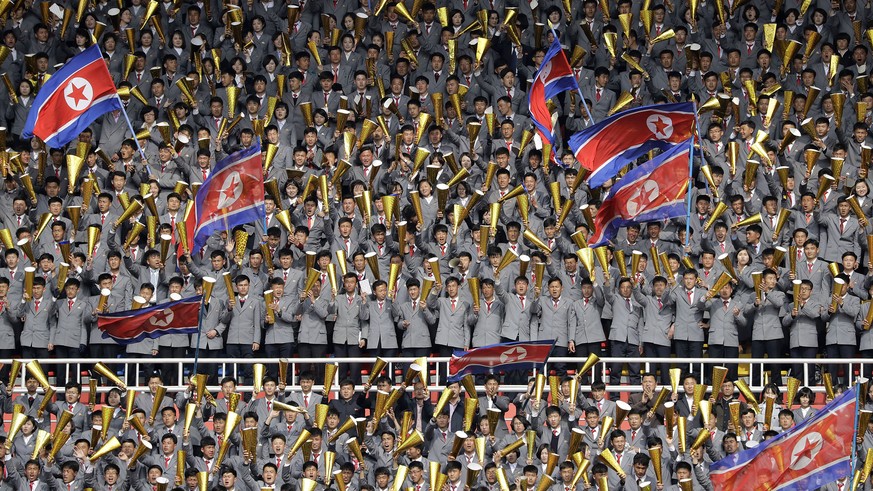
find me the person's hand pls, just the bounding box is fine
[358,339,366,348]
[48,343,54,351]
[253,342,260,351]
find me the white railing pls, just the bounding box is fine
[5,357,862,395]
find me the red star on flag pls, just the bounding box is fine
[221,176,238,201]
[68,83,88,106]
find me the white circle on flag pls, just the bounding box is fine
[624,180,660,216]
[789,431,822,470]
[149,308,175,327]
[217,170,243,208]
[499,346,527,363]
[646,114,674,139]
[538,61,553,84]
[63,77,94,111]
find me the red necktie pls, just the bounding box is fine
[724,300,729,311]
[68,299,73,310]
[596,89,601,101]
[35,300,40,312]
[451,299,456,311]
[519,296,525,309]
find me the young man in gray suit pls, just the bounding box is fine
[225,274,265,384]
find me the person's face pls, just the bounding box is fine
[804,242,818,259]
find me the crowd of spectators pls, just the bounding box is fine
[0,0,871,488]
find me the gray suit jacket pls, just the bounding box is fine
[361,297,398,350]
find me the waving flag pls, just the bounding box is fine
[22,45,122,148]
[528,38,579,143]
[190,144,265,253]
[588,142,691,247]
[449,340,555,381]
[568,102,695,188]
[710,385,857,491]
[98,296,202,344]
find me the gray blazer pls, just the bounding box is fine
[669,285,706,343]
[703,297,746,348]
[333,293,365,346]
[494,280,538,341]
[468,297,505,347]
[782,297,825,349]
[361,297,398,350]
[393,298,437,350]
[51,297,92,347]
[226,296,265,345]
[190,298,232,350]
[427,295,471,349]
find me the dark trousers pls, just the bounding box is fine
[791,346,818,386]
[750,339,785,386]
[402,347,433,385]
[825,344,856,385]
[501,337,528,385]
[674,340,704,376]
[643,343,672,384]
[550,346,569,377]
[298,343,329,380]
[333,344,363,384]
[264,343,295,381]
[157,346,188,386]
[0,349,14,382]
[707,344,740,383]
[192,348,223,384]
[125,355,155,386]
[610,341,640,385]
[573,342,604,384]
[53,346,80,387]
[226,344,254,383]
[89,344,123,390]
[436,345,455,384]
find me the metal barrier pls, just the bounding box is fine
[5,356,864,396]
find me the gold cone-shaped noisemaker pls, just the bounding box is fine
[534,474,553,491]
[816,174,835,202]
[90,436,121,462]
[394,430,424,456]
[25,360,51,390]
[731,212,762,231]
[287,428,311,458]
[148,385,168,423]
[114,200,143,228]
[495,249,518,274]
[734,378,759,412]
[848,195,869,225]
[599,448,627,478]
[448,431,468,459]
[607,91,635,116]
[93,362,125,390]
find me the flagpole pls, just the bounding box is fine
[191,296,206,376]
[851,379,861,484]
[94,44,153,176]
[547,25,595,124]
[114,94,153,176]
[685,102,700,250]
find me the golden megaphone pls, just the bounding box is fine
[25,360,51,390]
[90,436,121,462]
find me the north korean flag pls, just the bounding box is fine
[449,340,555,381]
[588,142,691,247]
[190,144,265,253]
[528,37,580,144]
[98,296,202,344]
[710,385,858,491]
[22,45,122,148]
[568,102,695,189]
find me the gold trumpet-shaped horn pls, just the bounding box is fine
[90,436,121,462]
[25,360,51,390]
